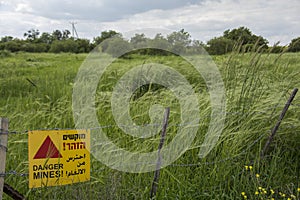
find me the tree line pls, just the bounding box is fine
[0,27,299,56]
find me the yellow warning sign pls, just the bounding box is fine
[28,129,90,188]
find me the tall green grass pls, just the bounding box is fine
[0,51,299,199]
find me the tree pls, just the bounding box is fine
[62,30,71,40]
[167,29,191,54]
[104,36,132,57]
[167,29,191,46]
[52,30,63,41]
[130,33,148,49]
[206,37,234,55]
[24,29,40,41]
[223,26,268,50]
[269,42,285,54]
[150,33,170,49]
[49,39,79,53]
[288,37,300,52]
[75,38,91,53]
[2,39,24,52]
[188,40,206,54]
[38,32,53,44]
[223,27,252,45]
[93,30,120,46]
[146,33,172,55]
[252,35,269,49]
[21,42,49,52]
[1,36,13,43]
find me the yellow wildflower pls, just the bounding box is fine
[255,191,259,195]
[281,193,286,197]
[256,174,260,178]
[263,190,267,194]
[249,166,253,170]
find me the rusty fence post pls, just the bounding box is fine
[150,108,170,199]
[260,88,298,158]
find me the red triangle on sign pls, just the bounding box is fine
[33,136,62,159]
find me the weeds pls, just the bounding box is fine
[0,51,299,199]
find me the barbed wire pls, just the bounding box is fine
[169,132,266,167]
[2,120,298,137]
[0,131,268,178]
[0,170,28,177]
[0,98,298,177]
[0,129,8,134]
[1,100,298,135]
[0,129,27,135]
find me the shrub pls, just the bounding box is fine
[206,37,234,55]
[0,49,12,58]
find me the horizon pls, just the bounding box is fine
[0,0,299,46]
[0,26,296,47]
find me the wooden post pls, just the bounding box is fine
[0,118,9,200]
[150,108,170,199]
[260,88,298,158]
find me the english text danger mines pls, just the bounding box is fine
[33,163,63,179]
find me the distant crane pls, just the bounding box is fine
[69,21,79,38]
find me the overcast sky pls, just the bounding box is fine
[0,0,299,45]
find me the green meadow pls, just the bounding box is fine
[0,51,299,199]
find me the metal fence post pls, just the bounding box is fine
[150,108,170,199]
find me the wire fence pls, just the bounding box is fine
[2,102,300,135]
[0,125,290,177]
[0,101,299,177]
[2,109,299,136]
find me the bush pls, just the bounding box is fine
[3,40,24,52]
[207,37,234,55]
[0,50,12,58]
[104,37,132,57]
[49,40,79,53]
[75,39,91,53]
[288,37,300,52]
[269,46,285,54]
[21,43,49,52]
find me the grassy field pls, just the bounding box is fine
[0,50,299,199]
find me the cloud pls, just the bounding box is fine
[0,0,299,45]
[2,0,204,21]
[15,3,33,12]
[100,0,300,45]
